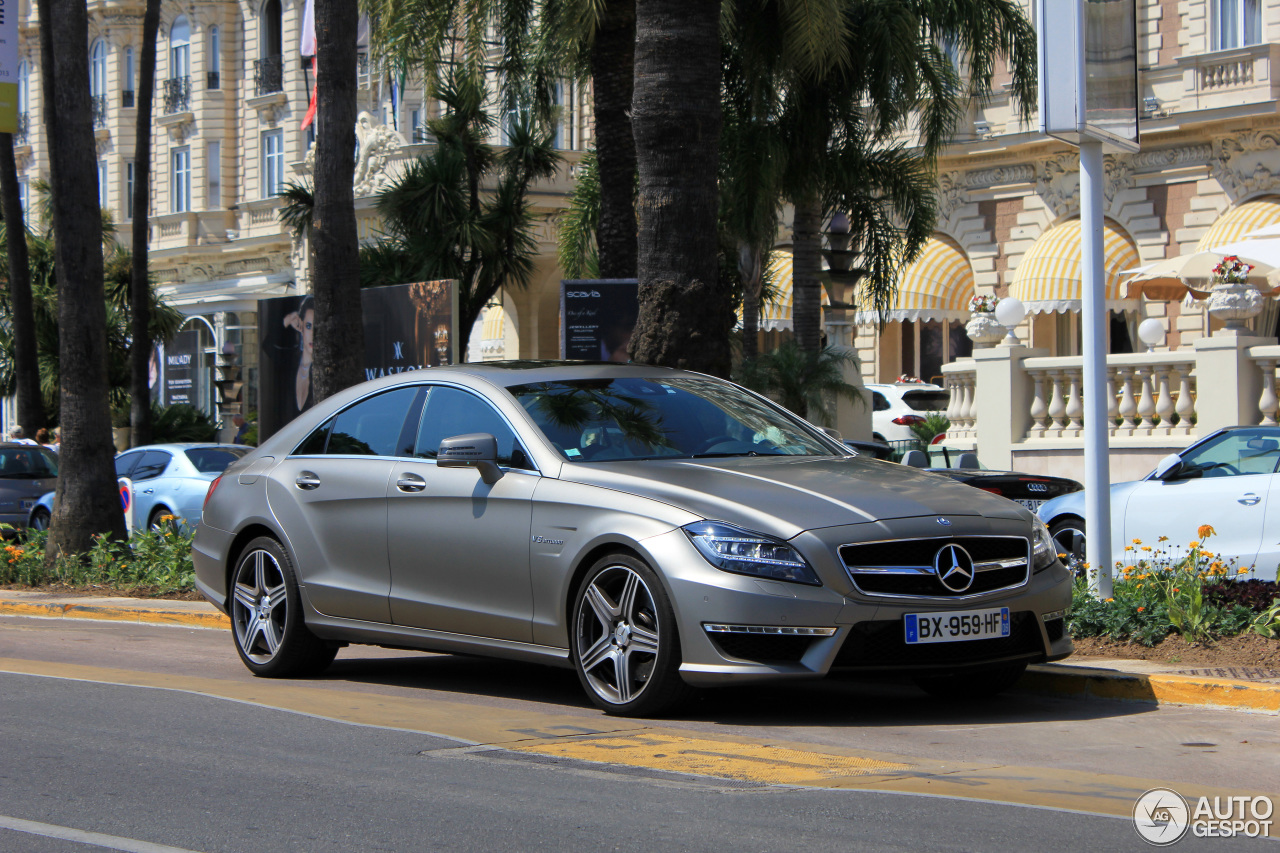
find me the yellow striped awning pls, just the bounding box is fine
[479,304,506,354]
[854,235,974,324]
[1196,197,1280,251]
[744,250,828,332]
[1008,219,1140,313]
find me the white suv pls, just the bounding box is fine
[867,382,950,442]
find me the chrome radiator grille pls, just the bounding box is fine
[839,535,1029,599]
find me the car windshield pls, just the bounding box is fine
[902,391,949,411]
[184,446,251,474]
[508,377,839,462]
[0,446,57,478]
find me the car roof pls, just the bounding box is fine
[116,443,243,455]
[405,360,712,387]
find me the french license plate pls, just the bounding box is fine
[18,500,34,510]
[905,607,1010,644]
[1014,498,1044,512]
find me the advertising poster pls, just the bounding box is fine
[163,329,202,407]
[257,281,456,441]
[560,279,639,362]
[0,0,16,134]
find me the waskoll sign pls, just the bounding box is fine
[0,0,15,134]
[560,279,638,362]
[257,281,457,441]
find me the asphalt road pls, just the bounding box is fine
[1,615,1277,853]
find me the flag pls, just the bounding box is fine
[300,0,316,56]
[301,57,318,130]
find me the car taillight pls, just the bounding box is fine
[977,486,1003,495]
[930,432,947,445]
[891,414,926,425]
[203,475,223,511]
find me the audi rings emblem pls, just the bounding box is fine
[1027,483,1049,493]
[934,544,976,593]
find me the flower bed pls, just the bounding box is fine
[1,523,196,598]
[1069,526,1280,646]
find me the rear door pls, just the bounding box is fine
[266,386,423,624]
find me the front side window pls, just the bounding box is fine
[413,386,527,467]
[1179,430,1280,478]
[1216,0,1262,49]
[115,451,143,478]
[297,387,421,457]
[509,377,839,462]
[0,447,57,478]
[261,130,283,198]
[171,147,191,212]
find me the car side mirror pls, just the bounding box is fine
[1153,453,1184,482]
[438,433,504,485]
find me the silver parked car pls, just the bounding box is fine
[194,362,1072,715]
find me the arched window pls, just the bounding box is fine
[170,16,190,79]
[90,40,108,97]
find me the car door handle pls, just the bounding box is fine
[142,488,154,494]
[396,473,427,493]
[1239,493,1261,506]
[295,472,321,491]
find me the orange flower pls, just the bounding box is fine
[1197,524,1216,539]
[1137,606,1145,613]
[1188,540,1200,549]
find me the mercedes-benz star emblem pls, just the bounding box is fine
[936,517,952,526]
[934,544,975,593]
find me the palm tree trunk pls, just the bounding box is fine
[311,0,364,402]
[630,0,728,376]
[739,243,762,361]
[130,0,161,447]
[0,136,47,433]
[792,198,823,354]
[40,0,127,556]
[590,0,637,280]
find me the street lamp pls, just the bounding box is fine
[1137,317,1165,352]
[994,296,1026,346]
[820,212,866,309]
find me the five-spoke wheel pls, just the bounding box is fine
[572,555,690,716]
[1049,518,1086,576]
[230,537,335,677]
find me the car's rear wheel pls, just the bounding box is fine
[571,554,692,716]
[148,507,179,534]
[230,536,336,678]
[1049,517,1086,576]
[913,660,1028,700]
[29,506,50,531]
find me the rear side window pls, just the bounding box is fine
[902,391,949,412]
[184,446,250,474]
[322,387,421,457]
[413,386,527,467]
[132,450,173,481]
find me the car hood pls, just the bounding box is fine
[560,455,1028,540]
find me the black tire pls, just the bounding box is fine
[29,507,50,531]
[1049,517,1086,576]
[913,660,1028,700]
[229,536,336,678]
[148,507,178,533]
[571,553,694,716]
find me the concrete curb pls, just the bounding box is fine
[0,598,230,630]
[1022,664,1280,714]
[3,596,1275,713]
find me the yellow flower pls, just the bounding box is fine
[1158,535,1169,542]
[1238,567,1250,575]
[1197,524,1215,539]
[1131,538,1142,545]
[1125,545,1134,551]
[1106,598,1114,602]
[1188,540,1200,549]
[1141,546,1152,552]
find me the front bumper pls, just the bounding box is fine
[642,527,1073,688]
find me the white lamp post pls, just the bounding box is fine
[994,296,1026,346]
[1137,317,1165,353]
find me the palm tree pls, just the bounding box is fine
[311,0,365,404]
[734,339,861,423]
[129,0,161,447]
[39,0,127,553]
[0,141,46,433]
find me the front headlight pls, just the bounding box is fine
[683,521,821,586]
[1031,517,1057,572]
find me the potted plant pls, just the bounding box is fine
[1207,255,1264,332]
[965,293,1004,348]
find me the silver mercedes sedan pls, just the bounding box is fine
[193,362,1073,715]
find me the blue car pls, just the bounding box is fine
[28,443,253,531]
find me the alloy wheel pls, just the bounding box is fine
[575,565,662,706]
[232,549,289,664]
[1052,525,1086,575]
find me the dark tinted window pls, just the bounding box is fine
[872,392,890,412]
[326,387,420,457]
[132,450,173,481]
[184,446,251,474]
[295,420,331,455]
[414,386,526,467]
[115,451,143,477]
[902,391,949,412]
[0,446,57,478]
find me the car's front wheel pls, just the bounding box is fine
[913,660,1028,700]
[571,554,692,716]
[230,536,336,678]
[29,506,50,531]
[1049,517,1086,576]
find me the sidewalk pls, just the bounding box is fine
[1,590,1276,714]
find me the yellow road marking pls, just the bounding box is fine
[2,656,1272,818]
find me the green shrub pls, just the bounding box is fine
[1,526,195,596]
[150,402,218,443]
